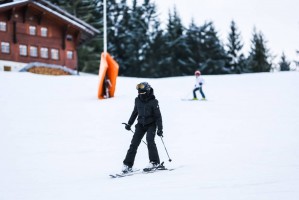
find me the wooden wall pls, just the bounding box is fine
[0,5,79,70]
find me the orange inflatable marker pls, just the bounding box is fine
[97,52,119,99]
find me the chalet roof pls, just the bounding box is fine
[0,0,100,45]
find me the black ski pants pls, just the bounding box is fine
[123,123,160,168]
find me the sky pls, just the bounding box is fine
[1,71,299,200]
[152,0,299,65]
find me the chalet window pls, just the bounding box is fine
[66,34,73,41]
[40,47,49,58]
[0,21,7,31]
[51,48,59,60]
[41,27,48,37]
[1,42,10,53]
[29,26,36,35]
[19,45,27,56]
[67,51,73,59]
[30,46,38,57]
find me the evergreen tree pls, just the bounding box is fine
[0,0,13,4]
[47,0,275,77]
[128,0,158,77]
[200,21,229,74]
[226,20,245,74]
[163,7,190,77]
[119,0,144,76]
[247,28,272,72]
[142,10,168,77]
[139,0,165,77]
[279,52,290,71]
[100,0,131,75]
[185,20,205,74]
[103,0,159,77]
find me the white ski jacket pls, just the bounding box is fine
[194,76,205,88]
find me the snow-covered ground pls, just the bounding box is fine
[0,71,298,200]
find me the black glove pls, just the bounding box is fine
[125,124,131,131]
[157,130,163,137]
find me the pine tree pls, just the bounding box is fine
[247,28,272,72]
[0,0,13,4]
[102,0,131,75]
[185,20,205,75]
[279,52,290,71]
[142,8,167,77]
[200,21,229,74]
[120,0,144,76]
[139,0,165,77]
[226,20,245,74]
[163,7,190,77]
[129,0,159,77]
[104,0,159,77]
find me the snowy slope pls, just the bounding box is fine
[0,71,299,200]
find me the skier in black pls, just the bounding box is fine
[122,82,163,173]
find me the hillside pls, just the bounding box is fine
[0,71,298,200]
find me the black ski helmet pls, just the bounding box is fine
[136,82,151,93]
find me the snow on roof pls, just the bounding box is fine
[0,0,28,8]
[0,0,99,36]
[33,2,96,36]
[38,0,99,33]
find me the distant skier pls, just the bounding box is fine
[103,76,112,99]
[193,70,206,100]
[122,82,164,173]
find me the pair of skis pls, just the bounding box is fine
[109,162,173,178]
[181,98,207,101]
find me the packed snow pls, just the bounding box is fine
[0,71,298,200]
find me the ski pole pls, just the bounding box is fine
[122,123,147,146]
[160,136,172,162]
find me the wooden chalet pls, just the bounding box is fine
[0,0,99,72]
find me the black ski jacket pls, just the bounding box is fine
[128,89,163,130]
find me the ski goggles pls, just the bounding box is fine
[136,83,147,90]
